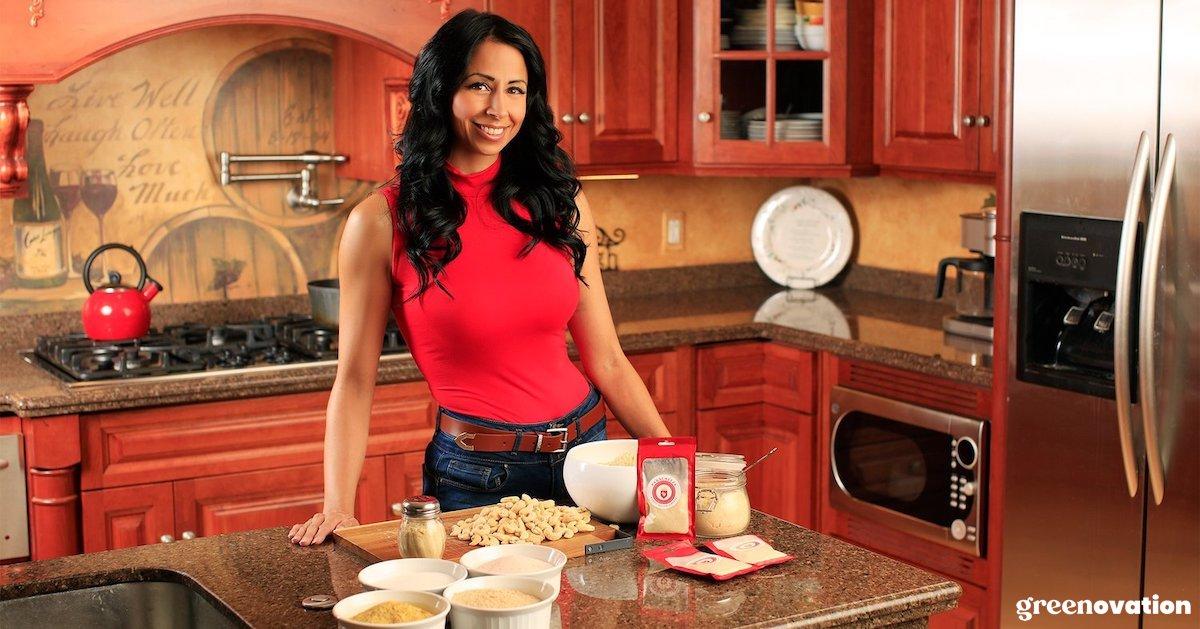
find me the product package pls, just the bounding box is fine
[642,541,765,581]
[637,437,697,540]
[704,534,794,567]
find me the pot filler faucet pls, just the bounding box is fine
[219,151,348,211]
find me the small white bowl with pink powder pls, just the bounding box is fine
[458,544,567,589]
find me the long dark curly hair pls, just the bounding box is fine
[391,10,587,302]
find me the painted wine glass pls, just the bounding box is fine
[50,168,83,275]
[81,169,118,280]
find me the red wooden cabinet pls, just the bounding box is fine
[492,0,679,170]
[930,578,987,629]
[569,0,679,167]
[690,0,874,176]
[874,0,1000,178]
[70,381,437,554]
[173,457,389,540]
[697,342,814,412]
[580,346,694,439]
[386,451,427,516]
[332,39,413,182]
[81,482,175,553]
[694,341,817,526]
[697,403,814,527]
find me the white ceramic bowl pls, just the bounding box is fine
[332,589,450,629]
[358,559,468,595]
[442,576,558,629]
[796,24,826,51]
[562,439,638,523]
[459,544,567,589]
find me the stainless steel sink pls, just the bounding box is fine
[0,580,245,629]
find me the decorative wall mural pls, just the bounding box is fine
[0,25,372,315]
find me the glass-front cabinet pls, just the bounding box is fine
[693,0,872,173]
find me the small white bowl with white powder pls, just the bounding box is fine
[358,558,469,595]
[458,544,567,589]
[442,575,558,629]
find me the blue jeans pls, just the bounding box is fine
[422,383,608,511]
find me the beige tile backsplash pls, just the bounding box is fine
[583,175,995,276]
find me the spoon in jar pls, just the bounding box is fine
[743,447,779,474]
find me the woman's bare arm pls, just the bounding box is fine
[290,192,394,544]
[567,190,671,438]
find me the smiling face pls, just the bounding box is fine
[447,38,528,171]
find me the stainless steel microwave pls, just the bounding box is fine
[829,386,987,557]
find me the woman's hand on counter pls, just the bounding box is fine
[289,511,360,546]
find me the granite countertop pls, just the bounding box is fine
[0,512,960,628]
[0,266,992,418]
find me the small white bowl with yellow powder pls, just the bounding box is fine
[459,544,567,589]
[442,576,557,629]
[562,439,638,523]
[331,589,449,628]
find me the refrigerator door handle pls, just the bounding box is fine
[1140,133,1177,506]
[1114,131,1153,498]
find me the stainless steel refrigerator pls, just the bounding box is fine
[1002,0,1199,627]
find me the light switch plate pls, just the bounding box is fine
[0,434,30,561]
[663,210,685,251]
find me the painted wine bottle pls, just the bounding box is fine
[12,119,68,288]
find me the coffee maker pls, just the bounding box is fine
[936,209,996,341]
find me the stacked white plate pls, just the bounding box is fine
[730,0,798,50]
[744,112,823,141]
[720,110,744,139]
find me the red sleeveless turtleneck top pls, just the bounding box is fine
[382,157,590,424]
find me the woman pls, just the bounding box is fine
[289,10,670,546]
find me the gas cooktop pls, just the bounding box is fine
[25,315,409,385]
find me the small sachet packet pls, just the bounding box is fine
[637,437,696,540]
[642,541,764,581]
[704,534,794,567]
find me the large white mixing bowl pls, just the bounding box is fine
[563,439,638,524]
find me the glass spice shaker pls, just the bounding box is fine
[397,495,447,559]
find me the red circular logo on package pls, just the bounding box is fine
[647,474,680,508]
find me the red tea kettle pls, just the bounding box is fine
[81,243,162,341]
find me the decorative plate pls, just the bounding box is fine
[753,289,851,339]
[751,186,853,288]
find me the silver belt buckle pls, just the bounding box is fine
[544,427,568,453]
[454,432,477,451]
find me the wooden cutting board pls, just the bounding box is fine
[333,506,621,563]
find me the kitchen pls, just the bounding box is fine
[0,1,1195,628]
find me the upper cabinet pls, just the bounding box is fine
[570,0,679,167]
[873,0,1000,179]
[493,0,680,170]
[689,0,874,177]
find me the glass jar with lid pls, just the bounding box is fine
[397,495,447,558]
[694,468,752,538]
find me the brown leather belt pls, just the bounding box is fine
[437,400,607,454]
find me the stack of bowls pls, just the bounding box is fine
[730,0,799,50]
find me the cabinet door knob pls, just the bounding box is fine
[560,113,574,124]
[160,534,175,544]
[697,111,713,123]
[0,458,8,470]
[392,502,403,516]
[962,115,977,127]
[577,112,591,123]
[181,531,197,540]
[977,115,991,128]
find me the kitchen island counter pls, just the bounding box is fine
[0,511,960,628]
